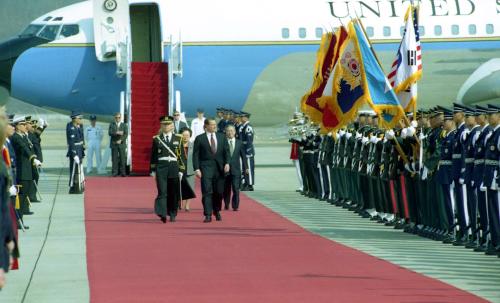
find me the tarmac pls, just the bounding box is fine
[0,101,499,302]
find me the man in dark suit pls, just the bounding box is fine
[108,112,128,177]
[193,118,230,222]
[173,110,188,134]
[224,124,245,211]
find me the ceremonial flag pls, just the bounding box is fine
[353,21,406,129]
[301,27,348,125]
[323,22,368,131]
[387,4,422,112]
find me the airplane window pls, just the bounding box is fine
[383,26,391,37]
[418,26,425,36]
[299,28,307,39]
[315,27,323,38]
[366,26,374,38]
[38,25,61,41]
[486,24,494,34]
[43,16,52,21]
[434,25,442,36]
[19,24,44,37]
[451,25,459,35]
[53,17,63,21]
[468,24,476,35]
[60,24,80,38]
[281,28,290,39]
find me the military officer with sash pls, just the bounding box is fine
[150,116,185,223]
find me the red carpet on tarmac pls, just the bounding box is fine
[85,177,485,303]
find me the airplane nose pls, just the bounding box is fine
[0,36,48,92]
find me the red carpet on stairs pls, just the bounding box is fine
[130,62,168,174]
[84,177,486,303]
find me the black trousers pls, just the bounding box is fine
[154,170,179,218]
[201,171,225,217]
[30,167,39,201]
[111,145,127,176]
[18,180,32,216]
[224,174,240,210]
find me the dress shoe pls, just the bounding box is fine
[247,185,254,191]
[224,205,229,210]
[233,208,238,211]
[24,211,34,215]
[121,174,126,177]
[484,244,499,256]
[30,199,40,203]
[203,216,212,223]
[442,234,456,244]
[18,225,29,230]
[170,216,176,222]
[452,235,468,246]
[112,174,118,177]
[215,212,222,221]
[160,216,167,223]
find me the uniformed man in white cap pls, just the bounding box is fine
[85,115,103,174]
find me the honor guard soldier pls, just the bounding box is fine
[150,116,186,223]
[216,107,225,132]
[11,116,42,216]
[437,108,457,244]
[451,103,469,245]
[67,111,85,194]
[461,106,481,248]
[240,111,255,191]
[472,105,493,252]
[481,104,500,256]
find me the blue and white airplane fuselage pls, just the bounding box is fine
[5,0,500,123]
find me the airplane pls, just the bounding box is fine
[1,0,499,125]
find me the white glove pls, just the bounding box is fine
[401,128,408,139]
[407,126,416,137]
[386,130,395,140]
[345,132,352,140]
[338,130,346,137]
[39,118,47,127]
[421,166,429,180]
[73,156,80,164]
[479,183,487,192]
[178,172,184,179]
[459,178,465,185]
[370,136,378,144]
[419,131,426,140]
[150,172,156,178]
[361,136,369,145]
[9,186,17,197]
[410,120,418,128]
[33,159,42,167]
[491,171,498,190]
[355,132,362,139]
[404,163,413,173]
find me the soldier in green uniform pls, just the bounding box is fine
[150,116,186,223]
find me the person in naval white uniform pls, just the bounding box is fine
[190,108,206,142]
[85,115,104,174]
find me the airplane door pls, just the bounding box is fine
[130,4,162,62]
[93,0,130,75]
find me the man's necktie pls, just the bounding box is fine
[210,134,216,155]
[229,139,234,157]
